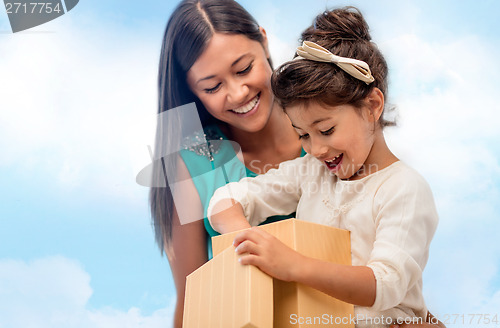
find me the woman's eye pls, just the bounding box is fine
[237,62,253,75]
[320,126,335,135]
[204,83,221,94]
[298,133,309,140]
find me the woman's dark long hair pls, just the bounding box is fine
[151,0,268,255]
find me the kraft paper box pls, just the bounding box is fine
[183,218,354,328]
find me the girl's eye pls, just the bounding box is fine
[237,62,253,75]
[204,83,221,94]
[298,133,309,140]
[320,126,335,135]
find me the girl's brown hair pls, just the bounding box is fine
[271,7,394,127]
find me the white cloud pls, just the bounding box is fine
[0,256,174,328]
[268,31,297,67]
[0,16,158,204]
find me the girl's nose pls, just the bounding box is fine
[310,139,329,159]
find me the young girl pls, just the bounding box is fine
[208,7,440,328]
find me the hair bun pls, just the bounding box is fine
[309,7,371,42]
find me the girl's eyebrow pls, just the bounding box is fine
[292,117,331,130]
[196,54,251,85]
[311,117,331,125]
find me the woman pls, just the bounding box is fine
[151,1,301,326]
[150,1,444,327]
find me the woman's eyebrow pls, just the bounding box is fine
[231,53,250,67]
[197,75,216,84]
[196,54,251,85]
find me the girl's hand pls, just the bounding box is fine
[390,313,446,328]
[233,227,304,282]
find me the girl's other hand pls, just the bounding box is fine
[233,227,304,281]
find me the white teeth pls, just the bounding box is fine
[232,94,259,114]
[326,154,342,163]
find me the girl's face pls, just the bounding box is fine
[286,99,381,180]
[187,32,274,133]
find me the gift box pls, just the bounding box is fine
[183,218,354,328]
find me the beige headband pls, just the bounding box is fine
[295,41,375,85]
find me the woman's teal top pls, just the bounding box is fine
[179,125,306,259]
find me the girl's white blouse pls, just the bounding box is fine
[208,154,438,325]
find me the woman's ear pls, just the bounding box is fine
[366,87,384,123]
[259,26,271,59]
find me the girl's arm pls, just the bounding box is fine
[209,199,251,233]
[208,156,308,234]
[233,227,376,306]
[295,255,376,306]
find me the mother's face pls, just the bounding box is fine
[187,31,274,133]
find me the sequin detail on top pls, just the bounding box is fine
[322,194,365,227]
[181,127,225,161]
[321,180,371,228]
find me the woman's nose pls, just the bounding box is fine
[226,80,249,106]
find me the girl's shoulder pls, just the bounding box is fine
[372,161,435,201]
[380,161,430,186]
[371,161,439,230]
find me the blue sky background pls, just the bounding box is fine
[1,0,499,327]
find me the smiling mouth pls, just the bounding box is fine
[230,93,260,114]
[325,153,343,170]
